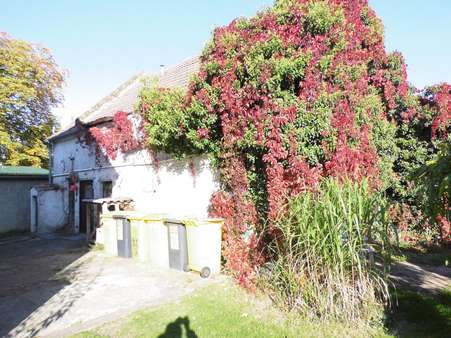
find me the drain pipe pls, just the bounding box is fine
[48,140,54,185]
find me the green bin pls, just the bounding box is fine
[101,213,118,256]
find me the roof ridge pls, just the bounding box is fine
[79,72,145,122]
[50,56,201,141]
[79,56,200,121]
[160,55,201,74]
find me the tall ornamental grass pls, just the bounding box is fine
[264,179,393,322]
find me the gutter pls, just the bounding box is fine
[48,116,115,142]
[0,175,49,180]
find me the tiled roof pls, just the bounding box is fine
[79,73,145,124]
[159,56,200,89]
[0,166,48,177]
[50,56,200,140]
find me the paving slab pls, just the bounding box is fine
[0,235,211,337]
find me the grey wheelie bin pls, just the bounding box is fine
[164,219,189,271]
[113,214,132,258]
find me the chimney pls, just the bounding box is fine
[159,64,165,76]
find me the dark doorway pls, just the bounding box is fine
[79,180,94,234]
[69,189,75,230]
[102,181,113,198]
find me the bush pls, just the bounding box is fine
[414,143,451,244]
[136,0,449,286]
[139,81,220,158]
[263,178,392,322]
[390,84,451,245]
[191,0,409,287]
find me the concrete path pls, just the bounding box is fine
[0,235,211,337]
[391,260,451,295]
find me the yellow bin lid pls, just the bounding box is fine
[101,211,135,219]
[140,214,168,222]
[183,218,224,226]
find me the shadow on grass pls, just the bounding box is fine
[397,245,451,268]
[385,288,451,338]
[158,316,198,338]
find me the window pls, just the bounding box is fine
[102,181,113,198]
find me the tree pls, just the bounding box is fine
[0,32,64,167]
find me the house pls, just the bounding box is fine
[0,166,48,234]
[31,56,219,235]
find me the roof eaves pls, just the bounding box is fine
[48,116,118,142]
[0,166,49,178]
[49,55,201,142]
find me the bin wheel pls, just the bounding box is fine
[200,267,211,278]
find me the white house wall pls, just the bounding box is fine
[47,134,219,232]
[31,186,66,233]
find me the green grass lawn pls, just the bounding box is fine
[72,272,451,338]
[73,279,389,338]
[386,288,451,338]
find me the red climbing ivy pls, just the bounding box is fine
[420,83,451,140]
[89,111,140,160]
[138,0,416,286]
[139,0,451,283]
[194,0,414,286]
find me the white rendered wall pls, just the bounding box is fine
[47,132,219,232]
[31,186,67,233]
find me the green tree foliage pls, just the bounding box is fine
[390,84,450,241]
[415,143,450,221]
[0,32,64,167]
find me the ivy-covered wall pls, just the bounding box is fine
[137,0,416,287]
[93,0,449,287]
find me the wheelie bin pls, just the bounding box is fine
[142,214,170,268]
[164,219,189,271]
[113,214,132,258]
[184,218,223,278]
[101,213,118,256]
[101,211,134,258]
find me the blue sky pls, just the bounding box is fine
[1,1,450,126]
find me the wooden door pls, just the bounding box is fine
[79,181,93,234]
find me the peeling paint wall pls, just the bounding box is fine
[43,132,219,233]
[30,186,67,233]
